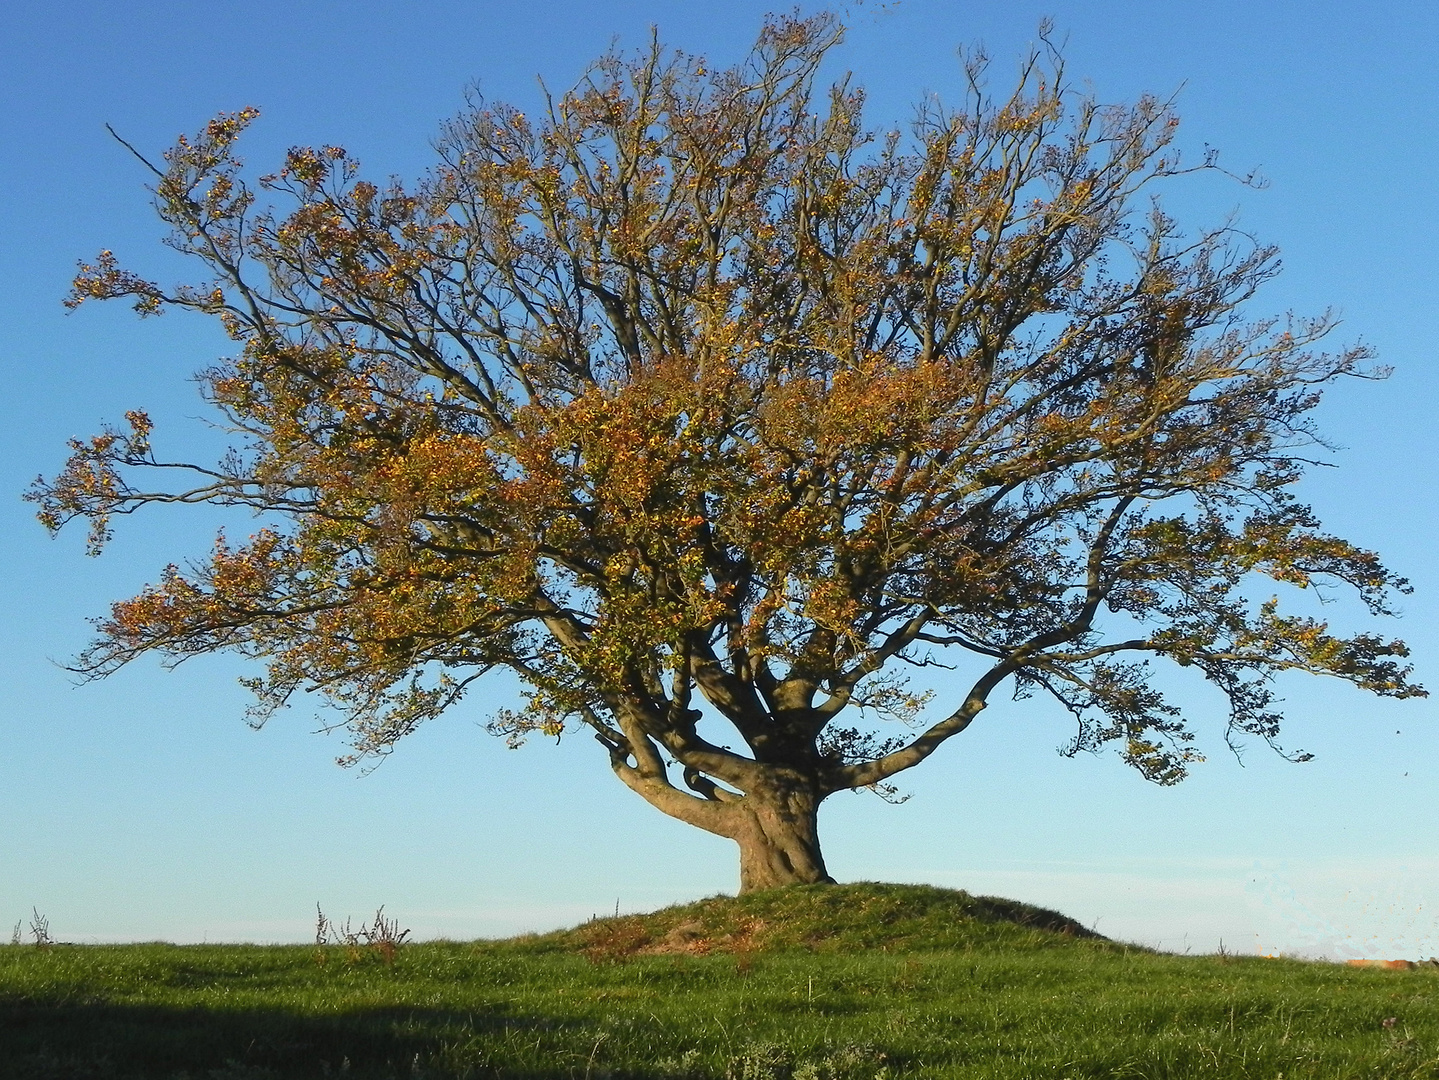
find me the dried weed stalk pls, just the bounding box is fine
[314,904,411,964]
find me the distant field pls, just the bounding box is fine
[2,883,1436,1078]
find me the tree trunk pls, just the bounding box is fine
[733,782,834,893]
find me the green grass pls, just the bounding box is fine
[3,883,1437,1078]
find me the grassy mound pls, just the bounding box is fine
[530,881,1108,961]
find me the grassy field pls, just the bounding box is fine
[2,883,1437,1079]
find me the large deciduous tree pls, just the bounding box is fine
[35,14,1422,891]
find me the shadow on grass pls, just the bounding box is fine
[0,995,559,1079]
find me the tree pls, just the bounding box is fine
[34,14,1423,892]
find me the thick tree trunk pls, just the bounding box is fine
[733,782,834,893]
[607,731,836,894]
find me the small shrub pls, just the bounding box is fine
[314,904,411,964]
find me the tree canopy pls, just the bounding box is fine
[35,13,1422,890]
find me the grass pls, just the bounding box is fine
[2,883,1438,1078]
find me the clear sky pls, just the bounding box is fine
[2,0,1436,957]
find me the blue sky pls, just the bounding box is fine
[1,0,1436,956]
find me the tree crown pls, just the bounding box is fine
[36,14,1421,812]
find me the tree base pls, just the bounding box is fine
[734,787,833,894]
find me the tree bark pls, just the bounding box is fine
[732,781,834,893]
